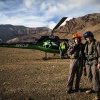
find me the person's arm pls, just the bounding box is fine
[96,41,100,69]
[82,43,87,76]
[67,43,78,55]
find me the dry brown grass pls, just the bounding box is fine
[0,48,99,100]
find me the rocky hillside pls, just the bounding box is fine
[0,25,51,42]
[55,13,100,41]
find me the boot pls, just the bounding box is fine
[75,88,82,92]
[95,92,100,100]
[86,89,95,94]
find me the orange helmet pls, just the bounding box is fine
[72,33,81,39]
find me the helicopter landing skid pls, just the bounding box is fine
[42,52,49,60]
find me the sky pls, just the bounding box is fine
[0,0,100,29]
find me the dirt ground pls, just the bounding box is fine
[0,48,99,100]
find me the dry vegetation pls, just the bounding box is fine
[0,47,99,100]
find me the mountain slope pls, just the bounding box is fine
[0,25,51,42]
[55,13,100,41]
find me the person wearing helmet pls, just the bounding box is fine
[83,31,100,100]
[67,33,85,93]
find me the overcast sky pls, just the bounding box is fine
[0,0,100,29]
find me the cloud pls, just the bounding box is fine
[48,21,57,29]
[40,2,47,11]
[0,0,99,28]
[0,13,24,25]
[23,0,35,8]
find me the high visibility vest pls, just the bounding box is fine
[60,44,66,49]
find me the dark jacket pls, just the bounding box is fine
[84,39,100,64]
[67,42,85,59]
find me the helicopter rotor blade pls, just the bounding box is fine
[52,17,67,33]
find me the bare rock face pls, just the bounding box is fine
[0,25,51,43]
[54,13,100,40]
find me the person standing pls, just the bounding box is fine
[83,31,100,100]
[59,41,67,59]
[67,33,85,93]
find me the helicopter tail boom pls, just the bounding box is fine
[0,43,60,53]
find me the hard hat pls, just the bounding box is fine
[83,31,94,39]
[72,33,81,39]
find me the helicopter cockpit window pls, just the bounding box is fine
[51,41,58,46]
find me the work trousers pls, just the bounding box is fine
[85,60,100,92]
[60,49,66,59]
[67,59,83,91]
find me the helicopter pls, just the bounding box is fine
[0,17,70,59]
